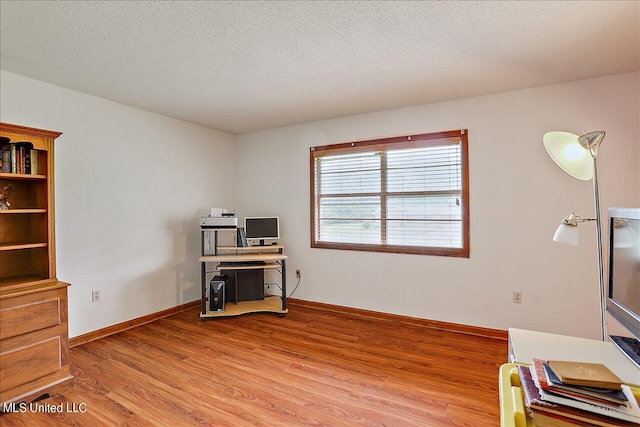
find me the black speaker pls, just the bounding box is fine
[209,275,226,312]
[221,269,264,302]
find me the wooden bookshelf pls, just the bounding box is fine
[0,122,72,405]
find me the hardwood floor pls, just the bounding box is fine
[1,302,508,426]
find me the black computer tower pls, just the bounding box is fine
[221,269,264,302]
[209,275,226,312]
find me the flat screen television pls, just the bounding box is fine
[244,217,279,246]
[607,207,640,367]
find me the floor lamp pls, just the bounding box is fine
[543,130,608,341]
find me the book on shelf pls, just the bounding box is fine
[518,364,640,426]
[547,360,624,390]
[10,143,16,173]
[22,145,30,174]
[30,149,38,175]
[1,143,9,173]
[0,141,34,174]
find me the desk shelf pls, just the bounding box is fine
[217,263,281,270]
[217,244,284,252]
[199,253,287,263]
[200,296,287,318]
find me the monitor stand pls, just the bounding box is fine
[259,239,265,246]
[610,335,640,369]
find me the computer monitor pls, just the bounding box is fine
[606,207,640,367]
[244,217,279,245]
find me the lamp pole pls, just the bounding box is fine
[592,155,608,341]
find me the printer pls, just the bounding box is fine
[200,208,238,228]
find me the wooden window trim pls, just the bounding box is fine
[310,130,470,258]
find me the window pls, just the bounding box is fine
[310,130,469,257]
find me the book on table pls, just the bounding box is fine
[531,358,629,408]
[546,360,624,390]
[518,364,640,426]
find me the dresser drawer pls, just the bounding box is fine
[0,289,63,340]
[0,334,62,393]
[0,282,71,405]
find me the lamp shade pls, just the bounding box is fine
[553,223,579,245]
[543,131,593,180]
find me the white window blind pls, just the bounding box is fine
[311,130,469,257]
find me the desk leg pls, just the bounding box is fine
[201,261,206,316]
[281,259,287,310]
[234,270,238,305]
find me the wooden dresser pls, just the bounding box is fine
[0,122,73,405]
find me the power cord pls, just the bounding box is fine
[264,275,300,298]
[287,275,300,298]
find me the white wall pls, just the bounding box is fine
[2,69,637,341]
[235,72,640,340]
[0,71,237,338]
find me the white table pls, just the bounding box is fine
[508,328,640,386]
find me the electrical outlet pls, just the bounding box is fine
[92,289,101,302]
[513,291,522,304]
[296,269,301,279]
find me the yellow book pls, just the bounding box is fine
[547,360,623,390]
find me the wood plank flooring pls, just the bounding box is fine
[1,303,508,426]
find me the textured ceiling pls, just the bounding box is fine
[1,1,638,134]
